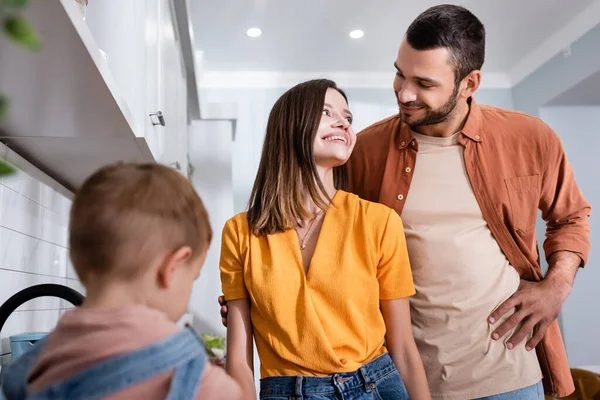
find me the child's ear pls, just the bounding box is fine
[158,246,193,288]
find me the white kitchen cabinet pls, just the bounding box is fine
[84,0,188,170]
[142,0,166,163]
[0,0,197,191]
[157,0,189,175]
[84,0,147,138]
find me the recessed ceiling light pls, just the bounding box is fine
[246,27,262,38]
[349,29,364,39]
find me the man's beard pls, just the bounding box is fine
[398,84,460,128]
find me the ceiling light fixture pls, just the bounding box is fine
[349,29,364,39]
[246,27,262,38]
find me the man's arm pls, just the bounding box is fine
[544,251,581,296]
[538,122,591,267]
[489,123,591,349]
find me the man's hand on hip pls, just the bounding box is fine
[488,251,579,351]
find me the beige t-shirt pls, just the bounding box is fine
[401,132,542,399]
[28,306,240,400]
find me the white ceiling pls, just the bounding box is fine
[190,0,597,82]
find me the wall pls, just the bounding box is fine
[512,23,600,116]
[187,120,234,337]
[199,86,514,212]
[537,106,599,368]
[0,143,83,369]
[189,117,270,395]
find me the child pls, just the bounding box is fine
[2,163,241,399]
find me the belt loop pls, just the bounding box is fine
[294,376,303,399]
[331,374,342,396]
[359,365,373,392]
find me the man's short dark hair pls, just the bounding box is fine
[406,4,485,85]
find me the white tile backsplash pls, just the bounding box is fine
[0,147,77,348]
[2,170,43,206]
[65,258,78,281]
[40,207,69,248]
[0,185,44,239]
[0,227,68,277]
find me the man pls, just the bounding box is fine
[220,5,591,399]
[345,4,590,399]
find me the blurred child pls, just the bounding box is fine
[2,163,241,399]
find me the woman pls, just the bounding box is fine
[219,79,430,399]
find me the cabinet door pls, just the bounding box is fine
[172,33,189,176]
[167,51,188,175]
[84,0,146,136]
[176,63,189,177]
[144,0,165,161]
[157,0,187,170]
[85,0,186,165]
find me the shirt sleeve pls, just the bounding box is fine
[539,124,591,266]
[219,219,249,301]
[377,209,416,300]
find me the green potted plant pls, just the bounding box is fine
[200,333,226,368]
[0,0,43,176]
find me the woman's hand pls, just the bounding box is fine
[381,298,431,400]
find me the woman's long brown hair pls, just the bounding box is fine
[247,79,348,236]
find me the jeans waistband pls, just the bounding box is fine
[259,353,397,397]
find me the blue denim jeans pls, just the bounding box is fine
[259,353,408,400]
[475,381,544,400]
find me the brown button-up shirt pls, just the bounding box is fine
[346,98,592,398]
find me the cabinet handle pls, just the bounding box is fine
[149,111,166,126]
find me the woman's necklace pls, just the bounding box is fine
[296,212,323,250]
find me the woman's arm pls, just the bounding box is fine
[381,298,431,400]
[226,299,256,400]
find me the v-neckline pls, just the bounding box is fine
[290,190,339,282]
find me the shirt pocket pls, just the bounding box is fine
[504,174,540,234]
